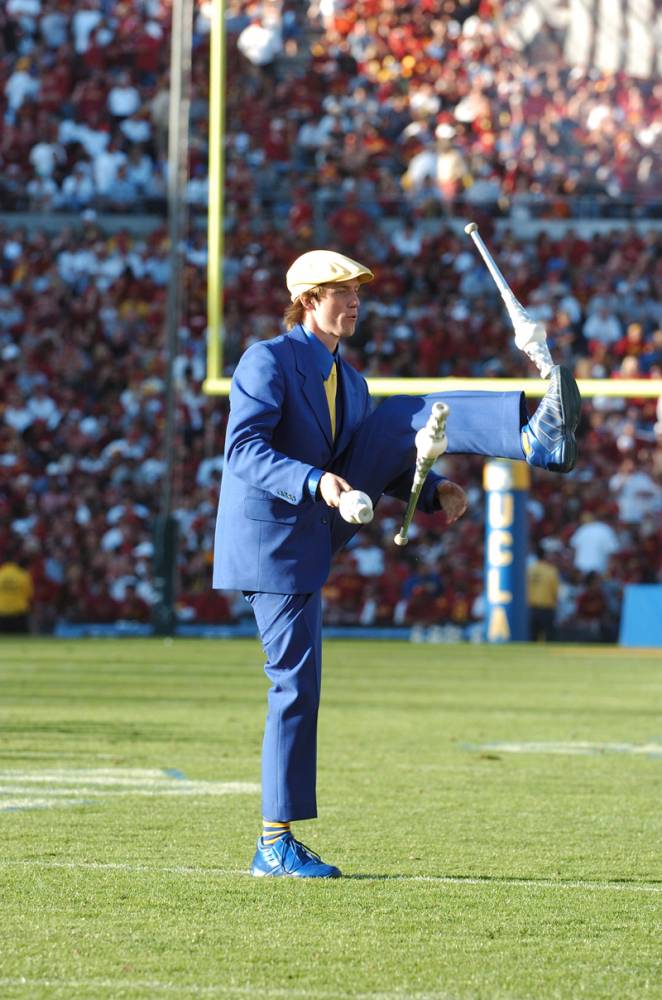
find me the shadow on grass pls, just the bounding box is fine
[343,873,662,887]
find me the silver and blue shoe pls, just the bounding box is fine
[250,833,341,878]
[522,365,581,473]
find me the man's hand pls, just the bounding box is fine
[436,480,468,524]
[319,473,352,508]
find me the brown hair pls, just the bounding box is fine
[283,285,326,330]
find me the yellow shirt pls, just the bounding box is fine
[527,560,559,610]
[0,562,34,616]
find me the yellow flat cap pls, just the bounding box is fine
[286,250,374,301]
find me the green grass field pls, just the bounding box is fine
[0,638,660,1000]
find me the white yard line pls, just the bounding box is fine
[0,799,87,811]
[3,859,661,893]
[0,982,451,1000]
[0,768,260,808]
[0,768,172,778]
[0,770,259,790]
[469,741,662,757]
[0,751,119,760]
[0,781,260,795]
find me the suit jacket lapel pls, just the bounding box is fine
[288,326,333,447]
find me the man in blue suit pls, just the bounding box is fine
[214,249,580,878]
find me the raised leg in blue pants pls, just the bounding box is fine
[331,390,527,552]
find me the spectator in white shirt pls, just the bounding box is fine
[125,146,154,194]
[294,116,323,167]
[26,173,58,210]
[58,116,110,160]
[72,0,102,54]
[557,291,582,325]
[58,162,95,211]
[29,135,66,177]
[40,3,68,48]
[0,288,23,330]
[582,306,622,345]
[237,17,282,66]
[93,140,127,194]
[185,231,208,267]
[350,534,385,576]
[390,221,423,258]
[107,501,149,525]
[3,387,33,433]
[56,243,97,285]
[102,163,139,210]
[586,287,620,316]
[5,59,40,116]
[90,243,127,290]
[186,166,209,206]
[107,72,141,119]
[144,248,170,285]
[120,112,152,145]
[27,385,61,429]
[569,513,620,574]
[609,458,662,524]
[196,456,224,488]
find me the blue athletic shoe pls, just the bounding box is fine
[521,365,581,473]
[250,834,341,878]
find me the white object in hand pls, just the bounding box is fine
[339,490,374,525]
[413,407,448,469]
[394,401,449,546]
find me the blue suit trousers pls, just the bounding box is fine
[245,591,322,821]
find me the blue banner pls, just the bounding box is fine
[483,460,530,642]
[620,585,662,648]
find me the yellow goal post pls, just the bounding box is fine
[204,4,658,403]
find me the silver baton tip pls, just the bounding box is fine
[431,401,449,417]
[464,222,478,235]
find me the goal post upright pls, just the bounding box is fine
[206,0,226,384]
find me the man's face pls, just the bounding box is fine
[305,281,362,341]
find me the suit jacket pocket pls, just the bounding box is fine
[244,497,298,524]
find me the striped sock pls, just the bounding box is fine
[262,819,291,845]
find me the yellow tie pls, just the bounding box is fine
[324,361,337,439]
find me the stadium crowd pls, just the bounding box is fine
[0,0,661,639]
[1,215,660,638]
[1,0,659,217]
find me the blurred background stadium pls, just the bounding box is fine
[0,0,660,642]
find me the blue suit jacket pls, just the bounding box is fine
[213,325,441,594]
